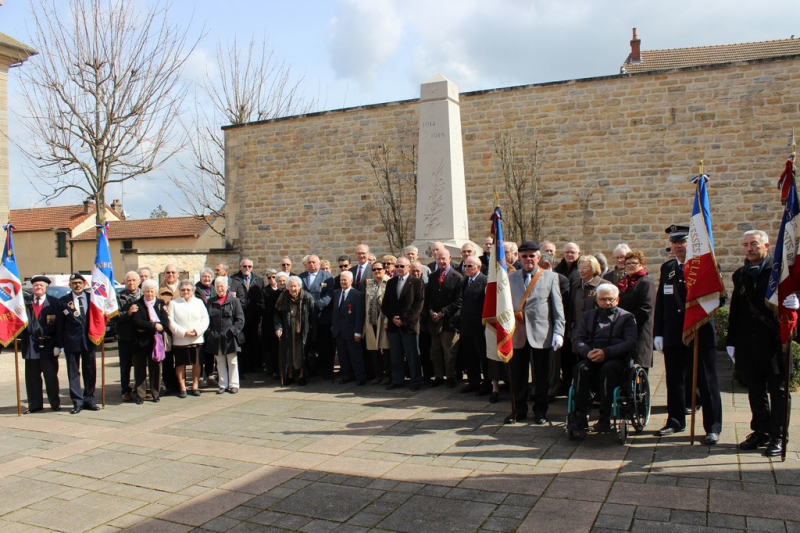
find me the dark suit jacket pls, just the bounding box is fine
[428,259,460,272]
[332,288,365,338]
[56,292,93,353]
[350,263,373,292]
[22,294,59,360]
[299,270,334,324]
[229,271,265,320]
[574,307,638,361]
[455,273,487,335]
[424,268,463,333]
[617,274,656,367]
[654,259,717,349]
[382,276,425,334]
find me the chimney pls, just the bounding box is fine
[83,197,94,214]
[630,27,641,63]
[111,199,123,217]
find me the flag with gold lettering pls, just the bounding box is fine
[683,175,725,345]
[0,224,28,347]
[483,207,515,362]
[88,223,118,345]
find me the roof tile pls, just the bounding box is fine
[70,216,211,241]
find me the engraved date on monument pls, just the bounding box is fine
[422,121,436,128]
[430,132,445,139]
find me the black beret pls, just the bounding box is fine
[30,275,51,285]
[518,241,540,252]
[69,273,87,283]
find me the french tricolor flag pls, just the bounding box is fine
[766,156,800,345]
[482,208,515,362]
[88,223,119,345]
[682,175,725,345]
[0,224,28,347]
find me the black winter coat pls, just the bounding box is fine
[204,296,245,355]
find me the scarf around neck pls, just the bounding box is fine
[618,269,647,293]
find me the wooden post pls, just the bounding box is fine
[14,339,22,416]
[101,342,106,408]
[689,340,699,445]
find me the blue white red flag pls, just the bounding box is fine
[766,154,800,345]
[0,224,28,347]
[88,223,118,345]
[682,175,725,345]
[482,208,515,362]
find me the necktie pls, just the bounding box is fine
[245,275,250,291]
[397,276,405,297]
[340,290,346,307]
[468,277,473,286]
[356,266,363,286]
[77,296,85,322]
[524,272,531,288]
[439,269,446,284]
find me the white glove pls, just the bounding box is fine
[726,346,735,363]
[54,347,62,357]
[783,294,800,310]
[552,333,564,351]
[654,336,664,352]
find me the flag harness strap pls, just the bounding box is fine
[514,269,543,322]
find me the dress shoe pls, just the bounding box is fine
[152,397,160,403]
[703,433,719,446]
[567,417,589,432]
[191,389,201,397]
[489,391,499,403]
[380,376,391,385]
[460,384,480,394]
[476,384,492,397]
[430,378,444,388]
[122,392,132,402]
[229,387,239,394]
[532,416,547,426]
[593,418,611,433]
[84,403,100,411]
[51,405,61,412]
[739,431,770,450]
[764,439,783,457]
[504,413,527,424]
[135,397,144,405]
[685,405,702,415]
[656,425,685,437]
[386,383,404,390]
[217,387,226,394]
[371,377,383,385]
[70,405,82,414]
[24,408,43,414]
[178,391,187,399]
[357,379,367,386]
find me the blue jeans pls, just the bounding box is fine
[388,330,421,386]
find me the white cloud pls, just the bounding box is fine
[327,0,404,86]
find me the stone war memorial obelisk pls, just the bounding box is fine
[412,74,471,255]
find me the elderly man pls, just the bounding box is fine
[299,254,334,377]
[137,267,152,286]
[404,246,430,281]
[456,256,488,394]
[279,257,294,276]
[381,257,425,391]
[351,244,374,291]
[504,241,522,271]
[727,230,795,457]
[540,241,557,261]
[480,237,494,270]
[116,271,142,401]
[332,271,367,385]
[230,258,264,377]
[22,276,61,413]
[427,241,459,272]
[555,242,581,284]
[654,225,722,444]
[425,249,463,387]
[567,284,637,433]
[458,242,487,276]
[56,273,99,414]
[554,243,580,393]
[508,242,565,425]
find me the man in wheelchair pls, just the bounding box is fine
[567,284,638,433]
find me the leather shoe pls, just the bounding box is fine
[703,433,719,446]
[504,413,527,424]
[593,418,611,433]
[764,439,782,457]
[489,392,499,403]
[85,403,100,411]
[430,378,444,387]
[460,384,480,394]
[51,405,61,412]
[739,431,770,450]
[656,425,685,437]
[386,383,404,390]
[533,416,547,426]
[135,397,144,405]
[24,408,43,414]
[685,405,702,415]
[70,405,82,415]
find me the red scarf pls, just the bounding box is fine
[618,269,648,293]
[217,294,227,305]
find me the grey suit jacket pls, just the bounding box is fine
[509,267,565,350]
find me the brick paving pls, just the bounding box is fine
[0,348,797,532]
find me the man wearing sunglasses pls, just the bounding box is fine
[230,259,264,378]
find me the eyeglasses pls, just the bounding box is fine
[281,263,291,267]
[519,254,537,259]
[465,264,478,268]
[165,271,177,274]
[242,265,253,269]
[267,275,276,279]
[625,262,641,267]
[395,264,407,269]
[373,267,384,271]
[564,251,578,255]
[339,265,349,269]
[597,297,617,302]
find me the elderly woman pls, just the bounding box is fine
[320,259,332,274]
[570,255,612,341]
[603,243,631,285]
[131,279,170,404]
[274,275,316,386]
[205,277,245,394]
[617,250,656,369]
[364,261,391,384]
[261,268,281,378]
[195,267,215,304]
[382,255,397,278]
[170,280,210,397]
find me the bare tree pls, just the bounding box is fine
[173,35,316,235]
[17,0,197,224]
[365,142,418,254]
[494,133,544,243]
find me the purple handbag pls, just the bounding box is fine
[151,332,166,362]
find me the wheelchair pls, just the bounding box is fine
[565,360,651,444]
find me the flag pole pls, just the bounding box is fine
[689,155,704,446]
[101,342,106,408]
[14,339,22,416]
[781,129,796,461]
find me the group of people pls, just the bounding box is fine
[19,228,790,457]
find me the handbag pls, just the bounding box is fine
[151,332,166,362]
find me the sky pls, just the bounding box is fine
[1,0,799,220]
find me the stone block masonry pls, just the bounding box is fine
[224,56,800,276]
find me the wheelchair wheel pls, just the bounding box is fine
[618,419,628,445]
[631,366,651,432]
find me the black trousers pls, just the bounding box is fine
[25,357,60,410]
[316,323,334,378]
[747,360,790,439]
[572,358,626,419]
[118,339,133,395]
[65,349,96,407]
[335,333,366,381]
[161,350,178,391]
[560,338,575,388]
[419,331,433,380]
[461,333,486,386]
[239,319,261,374]
[663,344,722,433]
[510,344,550,419]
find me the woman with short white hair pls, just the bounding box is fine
[274,275,316,385]
[170,280,210,397]
[204,276,245,394]
[131,279,170,404]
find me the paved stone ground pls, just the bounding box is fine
[0,346,797,533]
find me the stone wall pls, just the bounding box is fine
[224,56,800,276]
